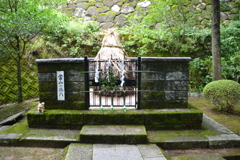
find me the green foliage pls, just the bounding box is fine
[203,80,240,112]
[120,0,212,57]
[221,52,240,80]
[189,57,212,92]
[189,53,240,92]
[221,21,240,58]
[0,0,65,102]
[0,0,63,58]
[41,18,101,58]
[100,71,119,91]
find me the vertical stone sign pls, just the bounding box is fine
[57,71,65,101]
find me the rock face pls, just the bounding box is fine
[62,0,239,29]
[62,0,151,29]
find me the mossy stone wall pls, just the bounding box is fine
[60,0,240,29]
[27,107,202,129]
[140,57,191,109]
[36,58,85,110]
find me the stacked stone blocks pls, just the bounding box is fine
[37,58,85,110]
[140,57,190,109]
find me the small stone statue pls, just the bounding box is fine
[38,102,45,113]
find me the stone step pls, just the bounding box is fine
[27,107,203,130]
[79,125,147,144]
[172,153,225,160]
[64,143,167,160]
[19,135,78,148]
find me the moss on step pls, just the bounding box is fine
[147,126,218,143]
[26,105,203,130]
[0,120,30,134]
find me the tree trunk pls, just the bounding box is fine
[212,0,221,81]
[17,54,23,103]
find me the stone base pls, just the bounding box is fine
[27,107,203,130]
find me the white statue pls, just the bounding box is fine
[38,102,45,113]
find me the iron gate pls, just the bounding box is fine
[84,56,141,109]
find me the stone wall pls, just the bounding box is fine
[36,58,86,110]
[36,57,190,110]
[140,57,191,109]
[60,0,240,29]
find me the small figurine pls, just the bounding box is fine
[38,102,45,113]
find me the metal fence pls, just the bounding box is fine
[84,56,141,109]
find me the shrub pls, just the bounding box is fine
[203,80,240,112]
[189,57,212,92]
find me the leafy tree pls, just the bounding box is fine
[0,0,64,103]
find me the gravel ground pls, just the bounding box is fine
[0,147,64,160]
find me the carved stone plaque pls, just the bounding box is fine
[57,71,65,101]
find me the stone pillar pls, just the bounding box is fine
[36,58,85,110]
[140,57,191,109]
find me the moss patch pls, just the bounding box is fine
[147,126,218,143]
[0,100,38,122]
[0,120,30,134]
[189,97,240,136]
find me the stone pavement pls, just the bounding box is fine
[65,144,167,160]
[0,114,240,159]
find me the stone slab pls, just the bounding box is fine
[93,144,143,160]
[20,136,79,148]
[171,153,225,160]
[65,143,93,160]
[0,111,25,125]
[80,125,147,144]
[206,134,240,149]
[0,133,22,146]
[64,144,167,160]
[202,114,234,134]
[36,58,84,64]
[0,126,10,131]
[137,144,167,159]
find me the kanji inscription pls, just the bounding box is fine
[57,71,65,101]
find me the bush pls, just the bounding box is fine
[203,80,240,112]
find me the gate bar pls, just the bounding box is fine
[138,56,141,109]
[84,56,90,109]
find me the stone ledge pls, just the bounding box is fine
[36,58,84,64]
[141,57,191,62]
[0,133,22,146]
[19,136,79,148]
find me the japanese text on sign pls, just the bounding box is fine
[57,71,65,101]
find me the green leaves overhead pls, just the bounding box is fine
[0,0,65,57]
